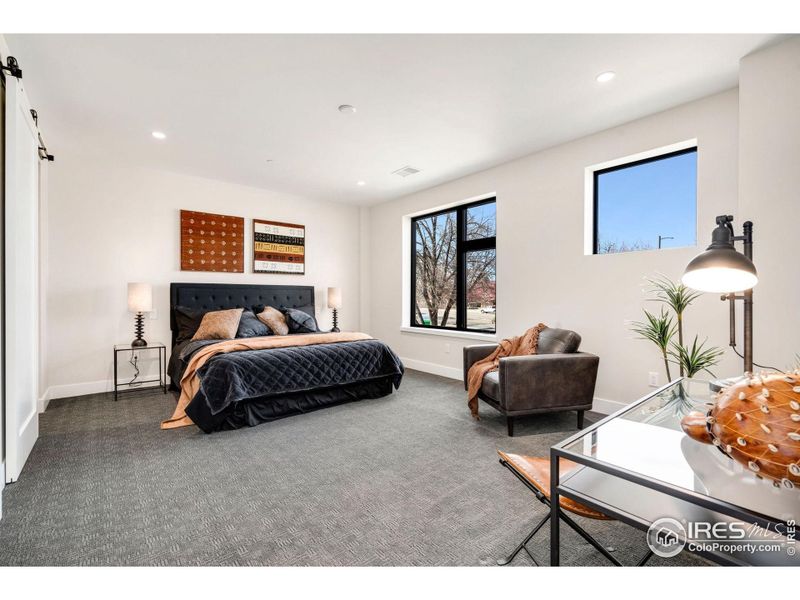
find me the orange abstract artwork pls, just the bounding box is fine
[180,210,244,273]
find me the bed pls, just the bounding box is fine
[167,282,404,433]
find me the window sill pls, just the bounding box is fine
[400,326,498,342]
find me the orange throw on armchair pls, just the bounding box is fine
[466,323,547,419]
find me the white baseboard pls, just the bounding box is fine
[0,461,5,520]
[46,379,114,402]
[591,396,627,415]
[38,390,50,414]
[39,382,114,412]
[400,357,462,381]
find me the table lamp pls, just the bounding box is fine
[128,282,153,347]
[682,215,758,373]
[327,287,342,333]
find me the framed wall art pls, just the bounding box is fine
[180,210,244,273]
[253,219,306,275]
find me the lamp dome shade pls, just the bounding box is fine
[327,287,342,309]
[128,282,153,312]
[681,248,758,293]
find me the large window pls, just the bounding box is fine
[593,147,697,254]
[411,198,496,333]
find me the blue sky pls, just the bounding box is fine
[596,150,697,253]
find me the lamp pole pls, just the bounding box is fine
[657,235,674,249]
[720,219,754,373]
[741,221,754,373]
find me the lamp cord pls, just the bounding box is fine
[128,353,142,386]
[729,344,783,373]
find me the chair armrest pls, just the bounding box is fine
[463,343,499,389]
[498,352,599,412]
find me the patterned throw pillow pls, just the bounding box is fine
[236,309,271,338]
[191,308,244,341]
[282,307,320,333]
[256,306,289,336]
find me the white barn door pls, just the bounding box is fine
[4,75,39,483]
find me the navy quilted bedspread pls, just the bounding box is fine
[180,338,404,417]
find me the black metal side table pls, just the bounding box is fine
[113,342,167,401]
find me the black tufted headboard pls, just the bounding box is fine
[169,282,315,348]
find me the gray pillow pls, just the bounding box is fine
[236,309,271,338]
[281,307,320,333]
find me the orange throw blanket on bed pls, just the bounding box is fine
[466,323,547,419]
[161,331,373,430]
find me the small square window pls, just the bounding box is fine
[593,147,697,254]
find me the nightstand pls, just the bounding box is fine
[113,342,167,401]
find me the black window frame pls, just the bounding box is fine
[410,197,496,334]
[592,146,698,255]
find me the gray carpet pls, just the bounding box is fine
[0,369,703,566]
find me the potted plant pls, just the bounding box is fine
[630,274,723,404]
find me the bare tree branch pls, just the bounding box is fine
[414,208,495,327]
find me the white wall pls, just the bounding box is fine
[738,37,800,370]
[367,89,744,409]
[44,155,361,400]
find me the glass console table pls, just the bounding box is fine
[113,342,168,401]
[550,379,799,566]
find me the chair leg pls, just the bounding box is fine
[507,416,514,437]
[577,410,585,430]
[497,513,548,566]
[498,459,650,567]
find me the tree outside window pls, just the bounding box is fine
[412,199,496,332]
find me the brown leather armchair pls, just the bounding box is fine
[463,327,599,436]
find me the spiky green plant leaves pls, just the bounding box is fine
[631,308,676,381]
[669,336,724,379]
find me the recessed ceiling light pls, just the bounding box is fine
[338,104,357,114]
[151,131,166,140]
[357,181,366,186]
[596,71,616,83]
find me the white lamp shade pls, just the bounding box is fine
[327,287,342,309]
[128,282,153,313]
[681,267,758,294]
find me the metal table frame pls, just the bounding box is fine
[113,343,167,401]
[549,379,792,566]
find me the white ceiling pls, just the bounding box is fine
[6,34,782,205]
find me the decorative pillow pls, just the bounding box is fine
[236,309,271,338]
[174,306,207,343]
[282,306,320,334]
[192,308,244,341]
[256,306,289,336]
